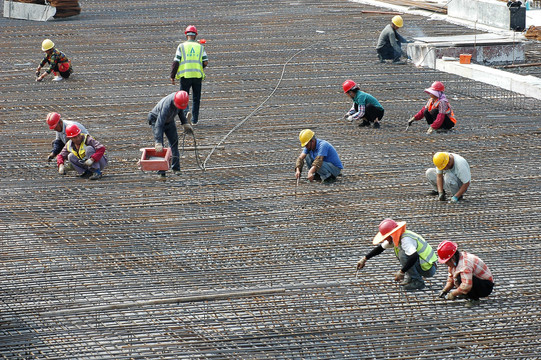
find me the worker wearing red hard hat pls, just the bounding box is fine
[407,81,456,134]
[56,124,107,180]
[148,91,192,177]
[295,129,343,184]
[342,80,385,129]
[46,112,88,165]
[36,39,72,82]
[437,240,494,308]
[170,25,208,125]
[426,152,471,203]
[356,219,437,291]
[376,15,410,64]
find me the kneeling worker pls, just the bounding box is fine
[426,152,471,203]
[295,129,343,183]
[356,218,437,290]
[46,112,88,164]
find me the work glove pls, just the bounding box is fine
[449,196,459,203]
[394,270,405,282]
[356,257,367,270]
[439,290,449,299]
[407,116,416,126]
[182,123,193,134]
[446,291,457,300]
[58,164,65,175]
[426,126,434,134]
[155,143,163,153]
[36,70,41,77]
[84,158,95,167]
[346,115,354,122]
[47,153,55,162]
[438,192,446,201]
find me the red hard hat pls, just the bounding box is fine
[66,124,81,138]
[46,112,61,129]
[342,79,357,93]
[185,25,198,35]
[437,240,458,263]
[430,81,445,92]
[174,91,189,109]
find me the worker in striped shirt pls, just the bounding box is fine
[437,241,494,308]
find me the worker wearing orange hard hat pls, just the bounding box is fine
[170,25,208,125]
[356,218,437,291]
[426,152,471,203]
[342,79,384,129]
[45,112,88,164]
[376,15,410,64]
[437,240,494,308]
[407,81,456,134]
[56,124,107,180]
[36,39,72,82]
[295,129,343,184]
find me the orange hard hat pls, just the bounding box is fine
[66,124,81,138]
[174,91,189,109]
[46,112,61,129]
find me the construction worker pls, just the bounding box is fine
[407,81,456,134]
[427,152,470,203]
[57,124,107,180]
[437,240,494,308]
[356,218,438,290]
[36,39,72,82]
[295,129,343,183]
[170,25,208,125]
[342,80,384,128]
[148,91,192,177]
[376,15,409,64]
[46,112,88,164]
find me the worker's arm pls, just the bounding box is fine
[202,60,208,69]
[295,153,307,179]
[307,156,323,181]
[400,252,419,273]
[454,181,470,200]
[170,61,179,84]
[436,172,444,193]
[357,245,385,270]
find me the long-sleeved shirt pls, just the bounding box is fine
[446,251,493,295]
[414,95,455,129]
[347,90,384,120]
[149,93,187,143]
[57,134,106,166]
[376,24,407,54]
[39,48,70,74]
[51,121,88,155]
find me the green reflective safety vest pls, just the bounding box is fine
[67,134,88,160]
[175,42,205,80]
[394,230,437,271]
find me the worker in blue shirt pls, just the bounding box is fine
[295,129,343,184]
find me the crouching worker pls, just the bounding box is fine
[342,79,384,129]
[356,218,437,291]
[46,112,88,166]
[295,129,343,184]
[407,81,456,134]
[36,39,72,82]
[427,152,471,203]
[437,240,494,308]
[57,124,107,180]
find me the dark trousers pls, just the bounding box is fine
[377,45,402,62]
[364,104,385,123]
[424,109,455,129]
[180,77,202,123]
[457,275,494,300]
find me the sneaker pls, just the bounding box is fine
[399,274,412,286]
[79,170,93,179]
[429,190,439,196]
[158,171,166,179]
[359,120,370,127]
[52,76,63,82]
[465,299,480,308]
[403,280,425,291]
[89,170,102,180]
[313,173,322,181]
[186,112,193,124]
[172,169,181,176]
[373,121,380,129]
[323,175,337,184]
[392,59,406,65]
[377,54,385,63]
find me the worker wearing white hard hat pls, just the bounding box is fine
[375,16,410,64]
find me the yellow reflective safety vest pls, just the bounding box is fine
[175,41,205,80]
[67,134,88,160]
[394,230,437,271]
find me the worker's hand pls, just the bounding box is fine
[182,123,193,134]
[84,158,95,167]
[58,164,65,175]
[170,78,175,85]
[356,257,367,270]
[394,270,405,282]
[438,192,446,201]
[36,74,44,82]
[295,169,301,180]
[426,127,434,134]
[407,116,415,126]
[47,153,55,162]
[449,196,459,203]
[155,143,163,153]
[446,291,457,301]
[346,115,354,122]
[307,171,315,182]
[438,290,449,299]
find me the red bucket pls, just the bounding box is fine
[139,147,172,171]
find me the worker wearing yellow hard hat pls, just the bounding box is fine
[375,15,410,64]
[36,39,72,82]
[426,152,471,203]
[295,129,343,184]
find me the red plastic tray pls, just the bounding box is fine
[139,147,172,171]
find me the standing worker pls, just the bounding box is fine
[45,112,88,164]
[426,152,471,203]
[342,80,384,129]
[356,218,438,290]
[57,124,107,180]
[407,81,456,134]
[36,39,72,82]
[170,25,208,125]
[376,15,409,64]
[295,129,343,184]
[437,240,494,308]
[148,91,192,178]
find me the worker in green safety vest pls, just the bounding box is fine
[170,25,208,126]
[356,218,438,290]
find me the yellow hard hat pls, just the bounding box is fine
[299,129,314,147]
[392,15,404,28]
[42,39,55,51]
[433,152,450,170]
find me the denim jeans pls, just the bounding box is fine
[397,247,436,283]
[426,168,462,195]
[305,154,342,181]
